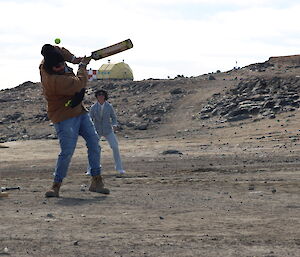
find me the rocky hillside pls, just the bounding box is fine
[0,77,210,142]
[1,54,300,142]
[200,76,300,122]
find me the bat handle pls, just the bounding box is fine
[1,186,21,191]
[80,56,93,65]
[91,52,101,60]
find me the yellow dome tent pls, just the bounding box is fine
[97,62,133,80]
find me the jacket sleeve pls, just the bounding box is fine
[55,46,76,63]
[53,66,87,96]
[110,104,118,126]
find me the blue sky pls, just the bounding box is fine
[1,0,300,89]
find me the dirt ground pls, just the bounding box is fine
[1,109,300,257]
[1,61,300,256]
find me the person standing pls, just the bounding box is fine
[88,89,125,175]
[39,44,109,197]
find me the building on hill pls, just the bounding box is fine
[268,55,300,66]
[97,61,133,80]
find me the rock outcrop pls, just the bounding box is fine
[200,76,300,122]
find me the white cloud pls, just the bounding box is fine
[0,0,300,89]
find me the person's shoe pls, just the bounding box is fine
[117,170,126,175]
[89,175,110,194]
[45,182,61,197]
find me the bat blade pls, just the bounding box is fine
[91,39,133,60]
[0,192,9,197]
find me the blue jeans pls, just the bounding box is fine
[53,113,101,182]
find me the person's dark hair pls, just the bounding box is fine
[41,44,64,73]
[94,89,108,100]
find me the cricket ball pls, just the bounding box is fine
[54,38,61,44]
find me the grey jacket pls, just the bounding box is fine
[89,101,117,136]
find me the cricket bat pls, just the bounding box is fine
[90,39,133,60]
[0,186,20,197]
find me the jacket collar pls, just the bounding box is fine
[96,101,107,110]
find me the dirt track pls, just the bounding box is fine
[1,111,300,257]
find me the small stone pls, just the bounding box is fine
[248,185,255,191]
[80,184,87,192]
[162,149,182,155]
[170,88,184,95]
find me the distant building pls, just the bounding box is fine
[97,61,133,80]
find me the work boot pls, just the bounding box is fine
[89,175,110,194]
[45,182,61,197]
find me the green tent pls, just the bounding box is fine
[97,62,133,80]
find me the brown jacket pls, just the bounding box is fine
[39,47,87,123]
